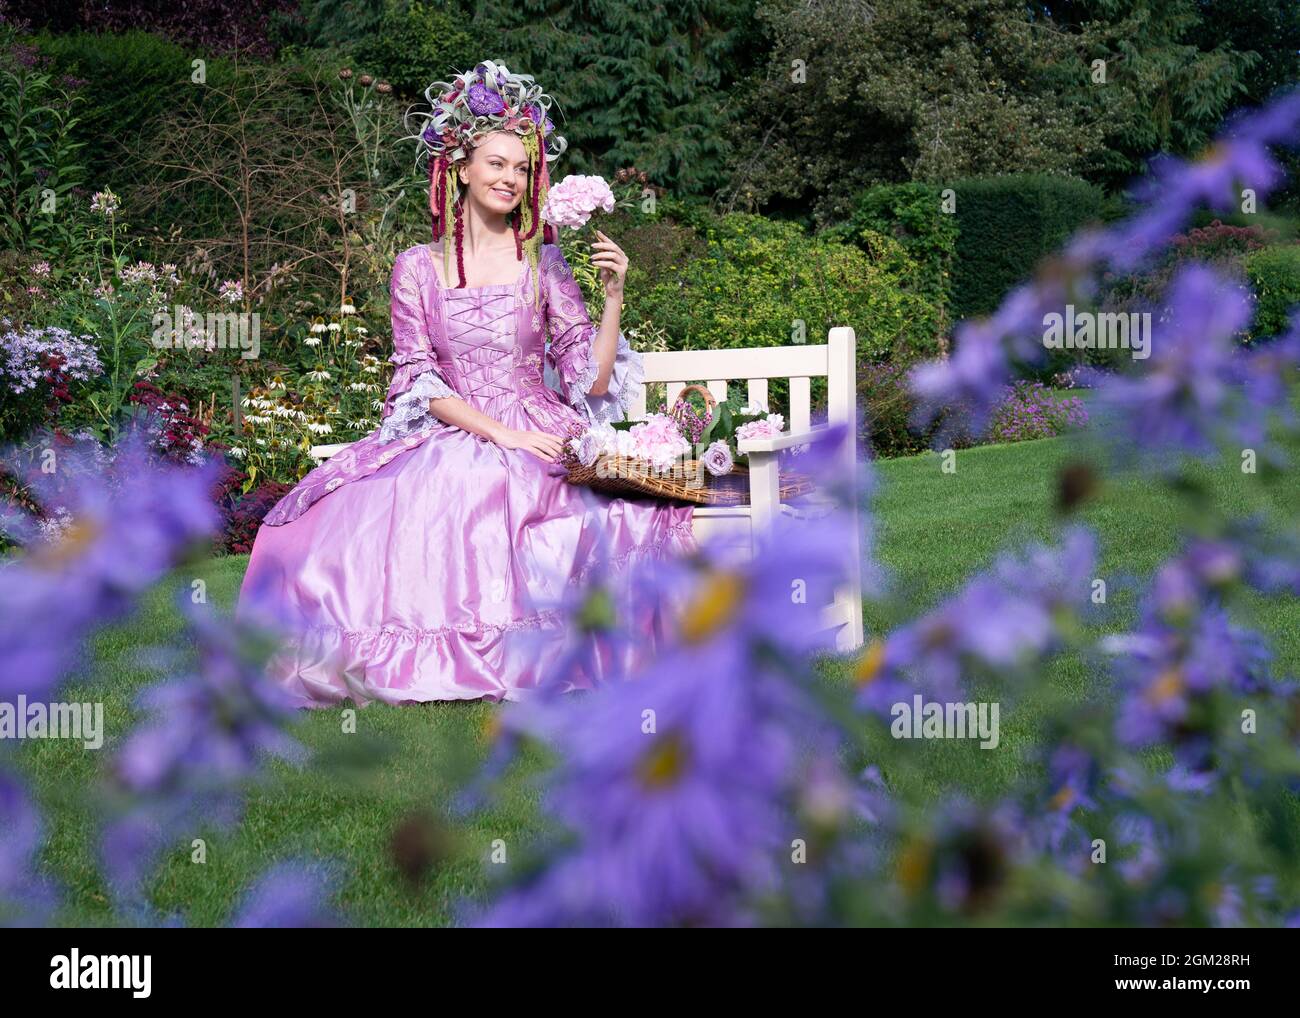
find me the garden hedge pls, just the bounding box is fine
[1245,243,1300,341]
[949,174,1105,321]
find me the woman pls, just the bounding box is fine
[236,61,698,707]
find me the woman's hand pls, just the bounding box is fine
[591,229,628,302]
[493,427,565,464]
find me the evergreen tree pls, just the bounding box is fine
[474,1,764,195]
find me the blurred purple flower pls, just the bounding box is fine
[0,772,57,926]
[855,527,1097,716]
[1093,265,1297,465]
[101,594,304,899]
[911,88,1300,439]
[472,658,818,927]
[0,427,222,701]
[230,862,341,928]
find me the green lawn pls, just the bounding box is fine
[19,433,1299,926]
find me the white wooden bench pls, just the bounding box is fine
[310,327,865,652]
[634,326,864,651]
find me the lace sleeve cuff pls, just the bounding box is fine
[546,329,646,425]
[378,367,458,443]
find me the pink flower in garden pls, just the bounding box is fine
[541,175,616,230]
[219,280,244,305]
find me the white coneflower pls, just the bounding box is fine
[343,339,360,347]
[362,363,380,374]
[270,405,294,419]
[355,326,368,335]
[90,188,120,216]
[307,421,332,435]
[370,399,383,412]
[304,336,322,347]
[228,446,247,459]
[305,369,332,382]
[347,418,375,430]
[326,322,341,332]
[348,382,369,392]
[243,413,270,425]
[255,438,267,447]
[267,376,286,390]
[310,322,327,334]
[340,303,356,314]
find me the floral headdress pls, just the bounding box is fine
[404,60,567,303]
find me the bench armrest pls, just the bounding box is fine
[735,424,826,455]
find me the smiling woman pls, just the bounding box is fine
[235,60,693,706]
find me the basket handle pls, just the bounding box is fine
[674,383,717,418]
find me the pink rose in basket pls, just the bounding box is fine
[541,174,616,230]
[700,439,734,476]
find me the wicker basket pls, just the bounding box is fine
[564,384,816,506]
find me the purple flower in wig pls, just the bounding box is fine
[466,81,505,116]
[0,427,222,702]
[230,862,341,928]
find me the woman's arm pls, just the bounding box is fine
[543,233,629,406]
[587,229,629,396]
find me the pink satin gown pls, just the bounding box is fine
[236,241,698,706]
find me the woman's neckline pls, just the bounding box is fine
[425,243,528,291]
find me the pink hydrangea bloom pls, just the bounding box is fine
[541,174,616,230]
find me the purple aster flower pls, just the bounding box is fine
[1114,813,1162,885]
[855,527,1097,717]
[0,426,222,701]
[910,88,1300,441]
[470,657,822,927]
[1092,264,1296,465]
[230,861,341,928]
[1110,590,1272,752]
[100,593,304,899]
[0,771,57,926]
[894,797,1031,917]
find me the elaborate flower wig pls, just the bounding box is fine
[404,60,567,305]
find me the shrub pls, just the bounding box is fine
[856,361,929,459]
[32,29,221,185]
[821,183,956,353]
[988,382,1088,444]
[214,468,292,555]
[349,0,480,99]
[1244,244,1300,341]
[950,174,1105,321]
[854,360,977,459]
[634,212,943,419]
[823,182,958,352]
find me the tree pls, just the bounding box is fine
[473,1,764,196]
[725,0,1106,225]
[1043,0,1259,188]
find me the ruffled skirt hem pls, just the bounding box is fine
[267,518,698,707]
